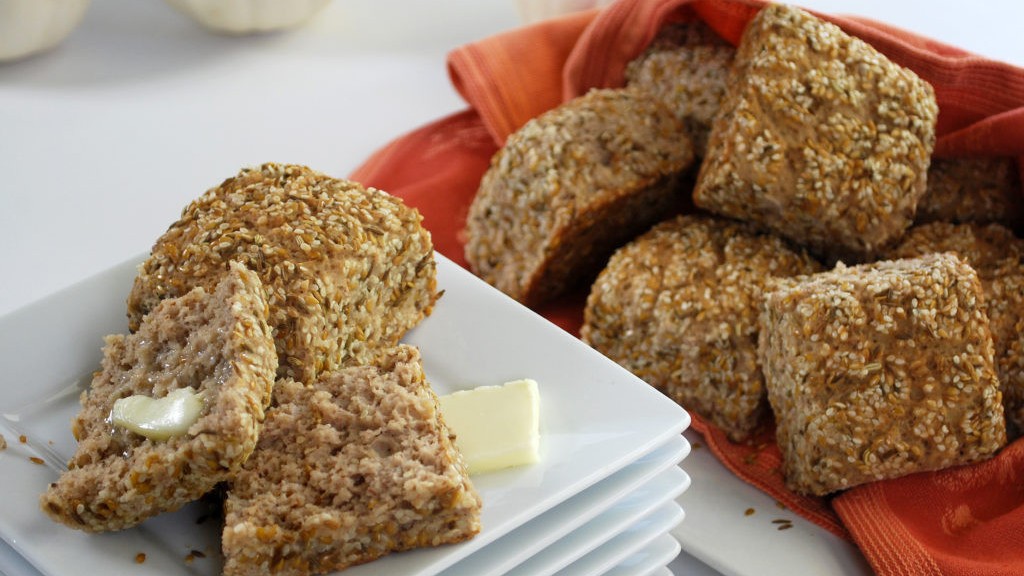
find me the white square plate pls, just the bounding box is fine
[442,434,690,576]
[0,253,690,575]
[504,465,689,576]
[604,533,681,576]
[550,500,684,576]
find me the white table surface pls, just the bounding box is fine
[2,1,1022,575]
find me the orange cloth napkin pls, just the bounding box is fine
[351,1,1024,574]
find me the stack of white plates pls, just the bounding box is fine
[0,254,691,576]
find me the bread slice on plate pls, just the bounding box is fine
[222,345,481,576]
[40,261,277,532]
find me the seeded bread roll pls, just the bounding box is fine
[693,4,938,262]
[886,222,1024,439]
[465,88,695,306]
[127,163,438,383]
[222,345,481,576]
[582,214,820,441]
[915,156,1024,231]
[759,253,1006,496]
[41,262,277,532]
[625,20,735,156]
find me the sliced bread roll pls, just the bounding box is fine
[223,345,481,576]
[40,262,277,532]
[127,163,438,383]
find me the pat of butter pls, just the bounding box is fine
[111,387,204,441]
[439,379,540,475]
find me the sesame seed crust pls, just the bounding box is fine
[625,21,736,157]
[915,156,1024,230]
[692,4,938,262]
[222,345,480,576]
[886,222,1024,439]
[126,163,438,383]
[581,214,821,441]
[41,262,278,532]
[464,88,695,307]
[759,253,1006,496]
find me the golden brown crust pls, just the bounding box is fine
[625,21,735,156]
[693,4,937,262]
[464,88,695,307]
[127,163,438,383]
[582,214,821,441]
[886,222,1024,439]
[759,253,1006,495]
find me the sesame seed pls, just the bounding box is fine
[126,163,439,383]
[581,214,820,441]
[886,221,1024,438]
[760,252,1006,495]
[465,88,695,307]
[692,4,937,262]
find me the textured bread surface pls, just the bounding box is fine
[465,88,695,306]
[41,262,277,532]
[582,214,820,441]
[625,21,735,156]
[915,156,1024,231]
[127,162,438,383]
[759,253,1006,496]
[693,4,937,262]
[222,345,481,576]
[887,222,1024,439]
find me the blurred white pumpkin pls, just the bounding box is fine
[163,0,332,34]
[0,0,91,62]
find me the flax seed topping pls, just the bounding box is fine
[465,88,695,306]
[582,214,821,441]
[625,20,736,156]
[759,253,1006,495]
[127,163,438,383]
[693,4,938,262]
[887,222,1024,439]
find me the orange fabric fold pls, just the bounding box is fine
[351,1,1024,574]
[834,440,1024,576]
[446,9,598,146]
